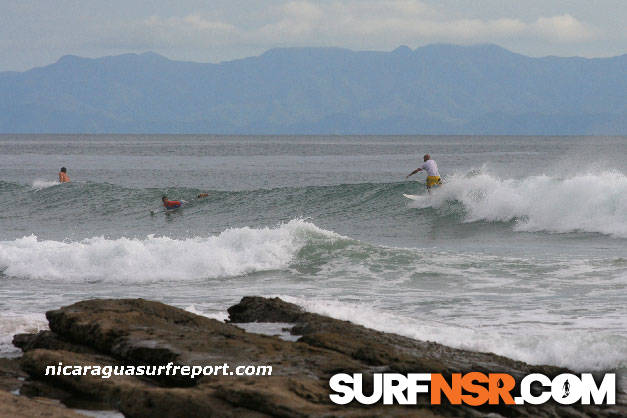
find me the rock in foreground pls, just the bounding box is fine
[8,297,625,417]
[0,389,88,418]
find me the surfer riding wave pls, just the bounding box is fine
[406,154,442,192]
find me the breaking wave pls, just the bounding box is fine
[411,170,627,237]
[282,296,627,373]
[0,219,341,282]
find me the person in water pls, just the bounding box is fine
[406,154,442,191]
[58,167,70,183]
[162,196,182,209]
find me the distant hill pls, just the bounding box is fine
[1,44,625,134]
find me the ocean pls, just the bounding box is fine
[1,134,625,384]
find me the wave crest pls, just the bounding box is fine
[0,219,339,282]
[412,170,627,237]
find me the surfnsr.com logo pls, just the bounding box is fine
[329,372,616,405]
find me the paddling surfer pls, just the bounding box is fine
[162,196,182,209]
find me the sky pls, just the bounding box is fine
[1,0,626,72]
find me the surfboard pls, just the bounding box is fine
[403,193,420,200]
[150,207,180,215]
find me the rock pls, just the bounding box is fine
[10,297,626,417]
[19,349,315,417]
[0,357,27,392]
[0,389,86,417]
[44,299,364,382]
[13,331,97,354]
[228,296,566,379]
[227,296,306,323]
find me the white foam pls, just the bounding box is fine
[0,219,339,282]
[0,313,48,356]
[183,305,228,321]
[31,179,59,189]
[282,296,626,372]
[412,170,627,237]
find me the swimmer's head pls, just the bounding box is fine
[60,167,67,173]
[162,196,167,202]
[423,154,430,162]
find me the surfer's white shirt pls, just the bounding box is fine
[421,159,439,177]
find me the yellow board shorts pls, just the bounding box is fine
[426,176,442,188]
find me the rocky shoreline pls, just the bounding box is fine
[2,296,624,417]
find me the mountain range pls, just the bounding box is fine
[1,44,625,134]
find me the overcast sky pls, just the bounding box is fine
[1,0,626,71]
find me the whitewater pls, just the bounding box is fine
[1,134,625,387]
[409,168,627,237]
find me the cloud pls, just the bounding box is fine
[261,1,596,43]
[532,14,595,42]
[283,1,324,21]
[7,0,604,71]
[140,14,239,46]
[144,15,237,34]
[123,1,596,52]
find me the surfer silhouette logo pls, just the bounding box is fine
[563,379,570,398]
